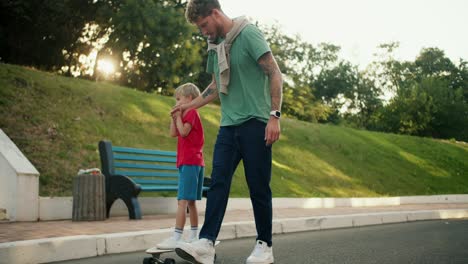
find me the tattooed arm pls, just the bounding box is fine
[258,51,283,145]
[171,75,219,114]
[258,51,283,111]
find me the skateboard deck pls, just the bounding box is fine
[144,240,220,264]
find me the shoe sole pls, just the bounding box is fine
[246,258,274,264]
[156,246,176,250]
[175,248,202,264]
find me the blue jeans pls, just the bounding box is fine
[200,118,273,246]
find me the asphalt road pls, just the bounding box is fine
[55,219,468,264]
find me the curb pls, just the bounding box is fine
[1,208,467,264]
[37,194,468,221]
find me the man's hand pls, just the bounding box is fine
[171,103,186,115]
[265,117,280,146]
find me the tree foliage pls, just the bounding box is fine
[367,46,467,141]
[93,0,204,92]
[0,0,205,93]
[0,0,100,71]
[1,4,466,141]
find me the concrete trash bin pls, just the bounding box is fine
[72,168,106,221]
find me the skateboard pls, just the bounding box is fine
[144,240,220,264]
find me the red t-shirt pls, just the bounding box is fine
[176,109,205,168]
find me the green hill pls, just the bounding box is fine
[1,63,467,197]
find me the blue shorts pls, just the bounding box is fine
[177,165,204,200]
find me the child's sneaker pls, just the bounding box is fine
[246,240,274,264]
[156,236,179,250]
[176,238,215,264]
[185,236,198,243]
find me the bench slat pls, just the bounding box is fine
[114,154,176,163]
[115,170,179,177]
[134,179,179,185]
[140,186,210,191]
[114,162,178,171]
[141,185,179,191]
[113,146,177,156]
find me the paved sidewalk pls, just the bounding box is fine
[1,203,468,243]
[1,203,468,264]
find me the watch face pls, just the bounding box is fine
[271,111,281,118]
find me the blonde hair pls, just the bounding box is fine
[175,83,201,99]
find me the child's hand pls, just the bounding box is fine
[171,103,187,115]
[171,109,181,120]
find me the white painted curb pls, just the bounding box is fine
[1,208,467,264]
[37,194,468,221]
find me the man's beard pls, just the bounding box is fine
[208,23,224,42]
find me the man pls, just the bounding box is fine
[173,0,282,263]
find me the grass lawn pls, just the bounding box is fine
[1,63,467,197]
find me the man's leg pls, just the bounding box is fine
[200,126,241,241]
[239,119,273,245]
[238,119,274,264]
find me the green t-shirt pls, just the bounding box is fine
[207,24,271,126]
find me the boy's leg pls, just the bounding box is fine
[176,200,188,230]
[188,166,203,231]
[188,200,198,227]
[179,165,204,238]
[157,199,187,249]
[187,200,198,241]
[239,119,273,246]
[199,126,241,242]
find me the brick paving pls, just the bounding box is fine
[1,204,467,243]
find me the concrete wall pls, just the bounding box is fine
[37,194,468,221]
[0,129,40,221]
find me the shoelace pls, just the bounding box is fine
[195,239,213,248]
[252,241,267,256]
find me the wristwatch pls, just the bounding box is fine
[270,110,281,119]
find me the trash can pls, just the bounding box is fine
[72,168,106,221]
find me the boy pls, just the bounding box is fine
[157,83,205,249]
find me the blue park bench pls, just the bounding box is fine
[98,140,210,219]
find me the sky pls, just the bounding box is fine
[221,0,468,68]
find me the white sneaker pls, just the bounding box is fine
[185,236,198,243]
[157,236,180,250]
[176,238,215,264]
[246,240,274,264]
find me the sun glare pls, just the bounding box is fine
[97,59,115,75]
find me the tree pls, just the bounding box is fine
[314,61,358,103]
[0,0,100,71]
[364,44,467,140]
[0,0,205,93]
[380,80,434,135]
[261,24,332,122]
[80,0,205,92]
[347,74,383,128]
[414,48,457,79]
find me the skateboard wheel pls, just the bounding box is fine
[143,257,155,264]
[164,258,176,264]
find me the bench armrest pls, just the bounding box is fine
[107,174,141,196]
